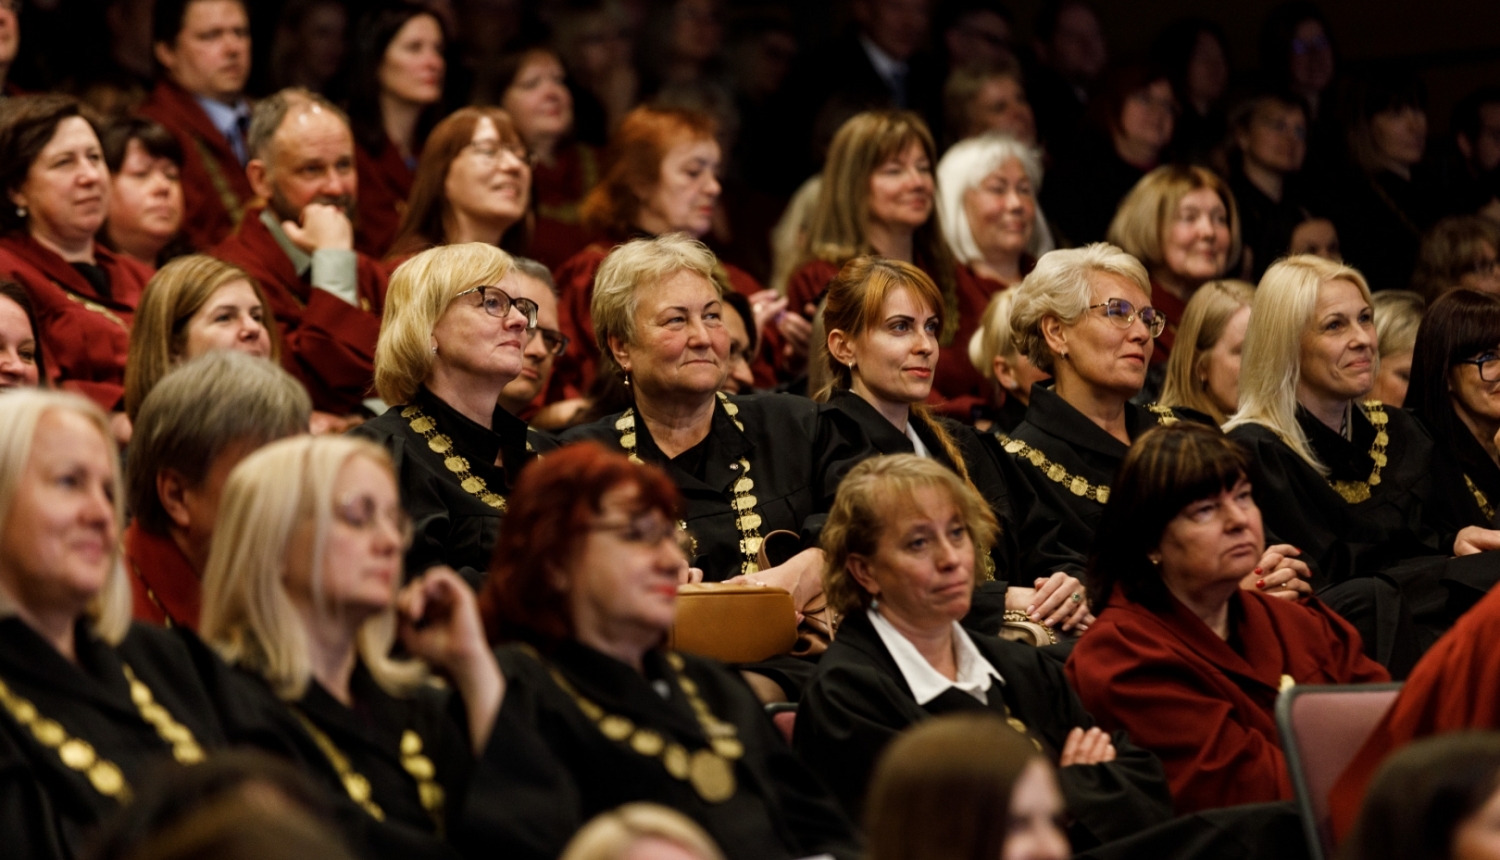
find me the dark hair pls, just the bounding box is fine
[935,0,1016,35]
[1454,86,1500,145]
[1338,732,1500,860]
[1033,0,1094,45]
[1411,217,1500,301]
[0,279,44,384]
[1258,1,1335,92]
[1151,18,1229,108]
[482,43,560,106]
[721,290,758,356]
[580,104,717,239]
[0,95,104,234]
[1088,62,1174,137]
[346,1,447,156]
[152,0,248,48]
[1344,65,1428,173]
[1226,87,1309,149]
[1087,423,1252,611]
[1406,289,1500,454]
[479,442,683,648]
[100,117,184,174]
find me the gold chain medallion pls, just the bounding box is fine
[402,405,507,510]
[1467,474,1496,521]
[1327,402,1389,504]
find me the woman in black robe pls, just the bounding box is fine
[794,454,1172,850]
[0,391,226,859]
[353,243,556,587]
[474,443,861,860]
[1225,256,1500,673]
[198,435,505,858]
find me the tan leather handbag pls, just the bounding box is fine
[668,583,799,663]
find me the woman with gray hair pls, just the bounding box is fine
[0,389,226,857]
[936,132,1055,289]
[353,243,557,587]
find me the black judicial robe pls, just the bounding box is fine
[0,619,227,860]
[793,610,1173,849]
[559,392,870,582]
[466,641,861,860]
[1423,410,1500,530]
[985,385,1214,581]
[353,386,558,586]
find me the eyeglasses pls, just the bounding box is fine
[333,494,414,547]
[453,285,539,329]
[1466,258,1500,276]
[1458,350,1500,382]
[1088,298,1166,338]
[464,141,534,167]
[527,326,570,357]
[593,516,696,557]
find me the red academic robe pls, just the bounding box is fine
[354,137,414,260]
[0,234,152,410]
[123,521,201,631]
[530,143,602,271]
[1149,277,1188,362]
[1327,579,1500,840]
[1066,589,1389,814]
[211,207,388,414]
[136,80,254,251]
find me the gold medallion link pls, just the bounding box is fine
[402,405,507,511]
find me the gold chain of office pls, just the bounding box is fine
[996,405,1180,504]
[292,708,446,836]
[1467,474,1495,521]
[616,392,761,575]
[1328,402,1389,504]
[402,405,517,512]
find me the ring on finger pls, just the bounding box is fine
[1070,591,1084,604]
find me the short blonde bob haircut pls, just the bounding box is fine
[1158,279,1256,424]
[1371,290,1425,359]
[1008,243,1151,373]
[967,287,1022,381]
[821,454,998,618]
[1106,165,1242,276]
[0,389,132,643]
[592,233,720,366]
[123,255,280,422]
[1224,255,1375,474]
[558,803,726,860]
[376,242,515,405]
[200,435,426,700]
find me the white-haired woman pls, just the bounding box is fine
[0,390,225,858]
[200,434,503,851]
[936,132,1055,290]
[353,242,558,587]
[1225,255,1500,672]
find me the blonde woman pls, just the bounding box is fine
[1157,280,1255,424]
[122,255,277,422]
[1225,255,1500,672]
[0,390,224,857]
[1369,290,1424,407]
[968,288,1050,432]
[200,434,503,849]
[559,804,726,860]
[352,242,556,586]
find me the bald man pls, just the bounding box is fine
[210,88,390,418]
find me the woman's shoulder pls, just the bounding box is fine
[733,391,820,422]
[556,412,626,446]
[348,408,408,444]
[1224,419,1288,447]
[1150,403,1219,429]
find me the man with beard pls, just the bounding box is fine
[211,88,389,420]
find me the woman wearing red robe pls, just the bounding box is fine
[1066,423,1388,814]
[0,95,153,427]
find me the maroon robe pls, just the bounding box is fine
[354,137,414,260]
[211,207,388,414]
[124,521,201,631]
[1066,588,1388,814]
[0,233,152,410]
[136,80,254,251]
[530,143,602,271]
[1149,277,1189,363]
[1328,577,1500,840]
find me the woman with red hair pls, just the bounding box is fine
[472,442,859,860]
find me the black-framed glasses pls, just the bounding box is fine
[453,285,539,329]
[527,326,569,357]
[333,493,414,547]
[1458,350,1500,382]
[1088,298,1166,338]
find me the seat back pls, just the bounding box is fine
[765,702,797,745]
[1276,683,1402,860]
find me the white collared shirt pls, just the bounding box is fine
[858,35,909,103]
[904,422,931,459]
[869,607,1003,705]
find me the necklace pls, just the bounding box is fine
[1328,402,1389,504]
[402,405,506,511]
[530,647,744,803]
[292,708,446,833]
[997,405,1181,504]
[1467,474,1496,521]
[616,392,761,574]
[0,662,206,804]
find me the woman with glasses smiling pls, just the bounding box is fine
[354,243,557,587]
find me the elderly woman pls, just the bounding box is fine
[348,2,448,258]
[0,280,41,389]
[475,442,860,860]
[552,104,773,403]
[1225,256,1500,671]
[795,454,1171,847]
[936,133,1053,290]
[1106,165,1242,364]
[968,288,1049,432]
[816,256,1086,633]
[496,257,569,421]
[100,117,185,268]
[122,255,275,421]
[1066,423,1388,813]
[1370,290,1425,407]
[354,243,555,586]
[1411,215,1500,300]
[866,716,1069,860]
[0,390,225,857]
[124,352,310,630]
[201,434,502,852]
[1157,279,1255,424]
[386,107,532,262]
[0,95,154,423]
